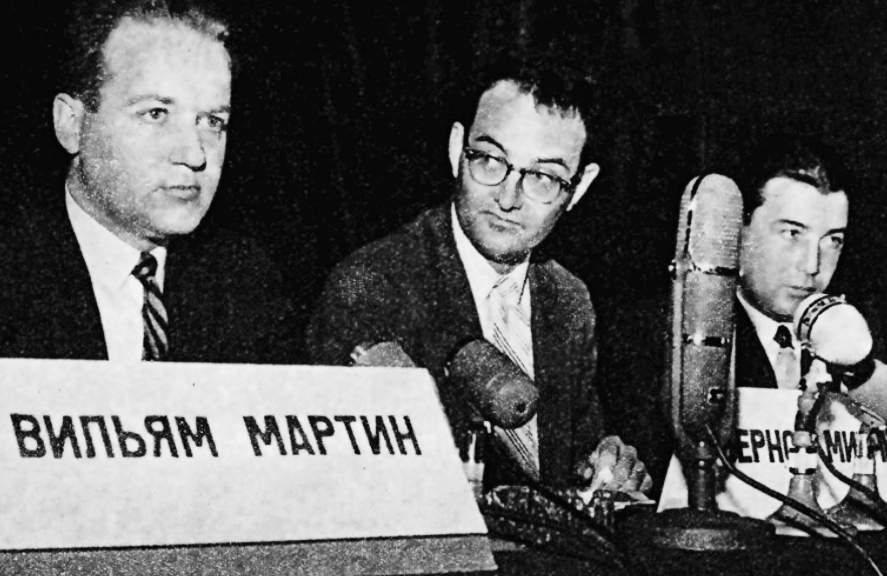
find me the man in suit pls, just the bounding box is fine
[307,56,652,492]
[0,0,297,364]
[733,136,887,413]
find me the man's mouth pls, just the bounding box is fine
[162,185,201,200]
[786,285,816,298]
[485,211,521,230]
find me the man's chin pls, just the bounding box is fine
[147,214,206,242]
[481,245,530,268]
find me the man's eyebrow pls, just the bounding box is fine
[534,156,570,170]
[776,218,809,229]
[776,219,846,235]
[125,94,174,107]
[471,134,506,153]
[471,135,570,170]
[206,105,231,115]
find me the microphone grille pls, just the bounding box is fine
[677,174,743,272]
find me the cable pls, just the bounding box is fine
[816,443,887,524]
[478,437,634,573]
[705,425,884,576]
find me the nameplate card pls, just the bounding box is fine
[0,359,489,551]
[659,386,886,518]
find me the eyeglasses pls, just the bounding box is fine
[462,147,578,204]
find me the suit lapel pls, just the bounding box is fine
[426,206,484,346]
[735,301,777,389]
[528,262,566,477]
[38,202,108,359]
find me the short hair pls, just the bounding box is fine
[455,50,601,172]
[58,0,231,112]
[734,134,852,224]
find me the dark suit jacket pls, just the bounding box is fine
[306,204,604,488]
[734,302,779,390]
[0,191,300,364]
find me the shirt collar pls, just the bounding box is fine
[450,203,529,303]
[737,289,797,355]
[66,188,167,290]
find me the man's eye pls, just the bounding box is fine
[779,228,802,241]
[827,234,845,249]
[140,108,168,122]
[525,171,557,186]
[203,115,229,132]
[477,153,502,168]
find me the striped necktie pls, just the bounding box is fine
[487,274,539,480]
[132,253,168,361]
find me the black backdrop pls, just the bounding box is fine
[3,0,887,483]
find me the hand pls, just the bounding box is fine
[574,435,653,495]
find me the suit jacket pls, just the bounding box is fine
[307,204,604,488]
[734,302,779,389]
[0,191,300,364]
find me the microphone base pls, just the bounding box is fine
[622,507,774,552]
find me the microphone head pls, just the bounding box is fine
[447,339,538,429]
[793,293,873,366]
[350,341,416,367]
[675,173,743,271]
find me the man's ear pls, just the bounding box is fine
[448,122,465,178]
[566,162,600,211]
[53,93,85,155]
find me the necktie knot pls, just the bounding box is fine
[774,325,793,349]
[132,252,158,284]
[491,274,523,303]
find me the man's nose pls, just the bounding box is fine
[495,172,524,211]
[168,122,207,171]
[800,238,821,276]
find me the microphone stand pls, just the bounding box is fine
[622,440,774,551]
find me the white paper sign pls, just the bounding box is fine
[659,387,887,518]
[0,359,488,551]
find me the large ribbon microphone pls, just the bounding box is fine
[669,173,743,506]
[624,174,773,550]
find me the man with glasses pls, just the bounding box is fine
[308,56,652,494]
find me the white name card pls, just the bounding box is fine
[659,387,886,518]
[0,359,490,553]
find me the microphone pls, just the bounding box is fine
[793,293,876,389]
[349,341,416,367]
[794,293,873,366]
[669,173,742,503]
[447,339,539,429]
[624,174,774,551]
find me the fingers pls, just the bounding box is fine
[581,435,652,494]
[588,435,630,492]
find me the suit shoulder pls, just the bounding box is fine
[327,206,444,285]
[537,258,594,308]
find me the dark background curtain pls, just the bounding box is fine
[3,0,887,481]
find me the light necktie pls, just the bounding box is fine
[487,274,539,480]
[132,253,168,361]
[773,325,799,389]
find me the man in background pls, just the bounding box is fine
[733,136,887,408]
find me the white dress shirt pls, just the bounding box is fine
[450,203,531,340]
[66,190,167,362]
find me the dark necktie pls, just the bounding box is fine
[773,325,799,389]
[132,253,168,361]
